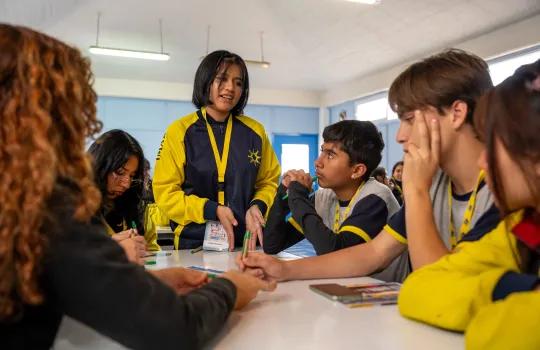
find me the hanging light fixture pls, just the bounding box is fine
[244,31,271,68]
[201,28,270,68]
[89,12,170,61]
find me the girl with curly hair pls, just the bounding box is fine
[0,24,274,349]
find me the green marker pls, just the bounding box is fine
[242,231,251,258]
[282,176,318,200]
[130,221,138,235]
[145,260,156,265]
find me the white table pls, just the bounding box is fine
[54,250,463,349]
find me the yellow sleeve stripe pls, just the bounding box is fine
[173,225,185,250]
[384,224,408,245]
[338,225,371,242]
[236,115,266,139]
[287,217,304,234]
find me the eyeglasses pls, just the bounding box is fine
[111,170,143,187]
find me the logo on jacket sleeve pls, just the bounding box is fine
[248,149,261,167]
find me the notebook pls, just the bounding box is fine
[309,282,400,307]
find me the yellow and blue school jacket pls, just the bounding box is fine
[153,108,280,249]
[263,179,400,255]
[399,210,540,350]
[143,203,167,251]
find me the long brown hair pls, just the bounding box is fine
[0,24,102,319]
[474,59,540,216]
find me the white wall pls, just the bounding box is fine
[322,13,540,107]
[94,78,322,108]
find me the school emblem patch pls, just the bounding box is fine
[248,149,261,167]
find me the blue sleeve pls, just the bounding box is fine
[262,184,304,254]
[492,271,540,301]
[459,204,501,243]
[339,194,389,242]
[287,182,366,255]
[385,204,407,244]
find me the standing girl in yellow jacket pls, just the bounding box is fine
[153,50,280,250]
[398,60,540,349]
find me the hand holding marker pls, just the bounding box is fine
[282,176,318,200]
[130,221,153,266]
[130,221,138,237]
[242,231,252,258]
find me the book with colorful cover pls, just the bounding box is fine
[309,282,400,307]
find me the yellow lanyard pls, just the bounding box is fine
[201,107,233,205]
[447,170,485,248]
[333,182,364,232]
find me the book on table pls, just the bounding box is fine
[309,282,400,307]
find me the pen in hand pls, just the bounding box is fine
[242,231,251,259]
[130,221,138,237]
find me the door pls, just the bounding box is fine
[273,134,319,176]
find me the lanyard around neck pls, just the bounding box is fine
[333,182,365,232]
[201,107,233,205]
[448,170,485,248]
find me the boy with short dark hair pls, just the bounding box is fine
[263,120,400,256]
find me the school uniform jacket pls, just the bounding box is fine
[153,109,280,248]
[398,210,540,350]
[263,178,400,255]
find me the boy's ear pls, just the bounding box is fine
[450,100,469,130]
[351,163,367,180]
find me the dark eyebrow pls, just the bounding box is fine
[321,146,337,155]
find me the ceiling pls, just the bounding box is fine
[1,0,540,91]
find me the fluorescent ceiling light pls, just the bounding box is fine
[244,59,271,68]
[89,13,170,61]
[89,46,170,61]
[345,0,381,4]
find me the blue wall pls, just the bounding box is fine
[373,120,402,174]
[96,96,320,170]
[327,99,403,174]
[328,100,355,124]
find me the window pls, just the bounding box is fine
[280,144,310,174]
[347,45,540,123]
[354,94,397,122]
[489,46,540,85]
